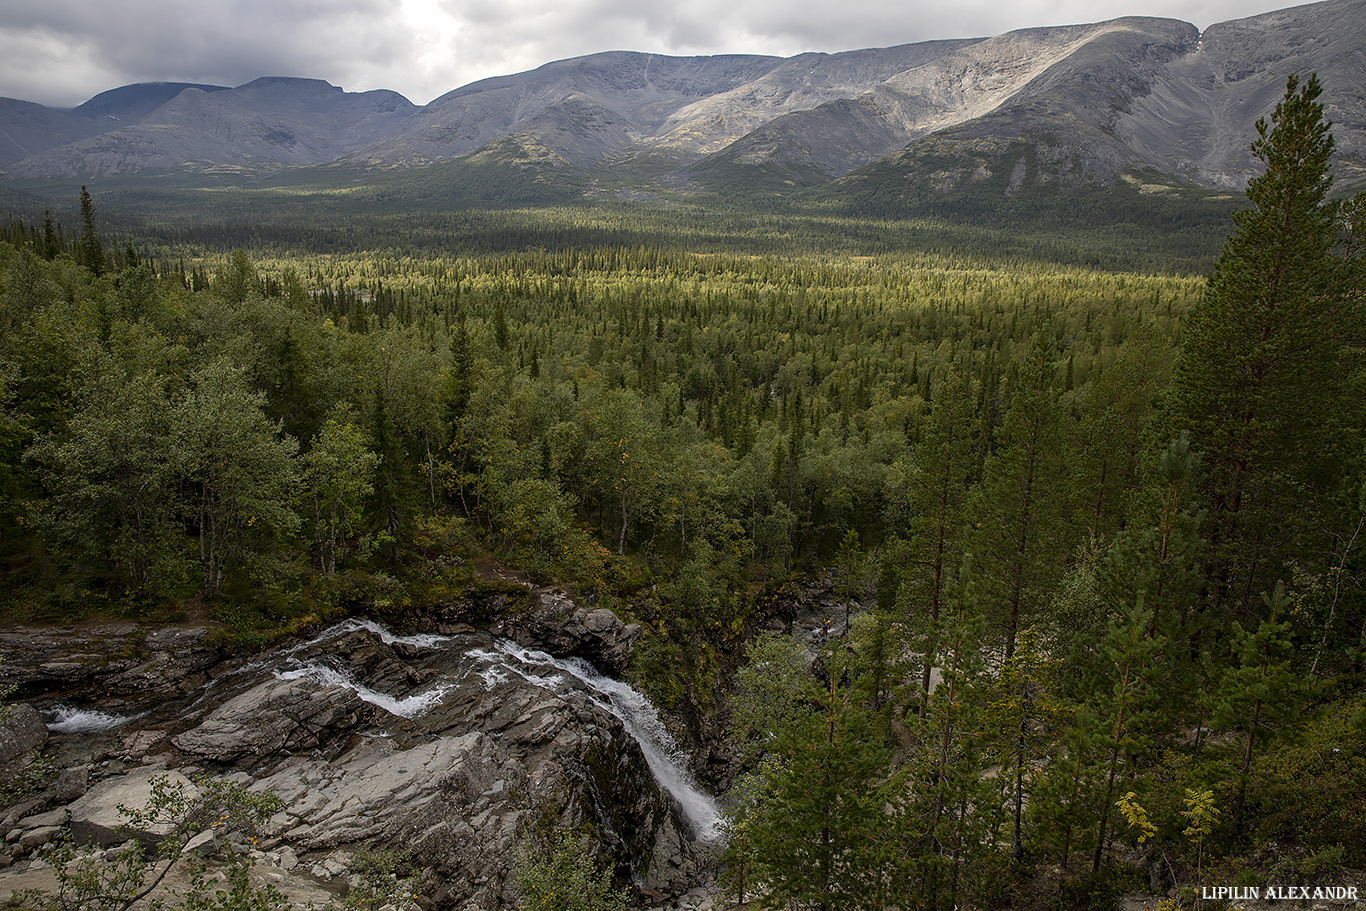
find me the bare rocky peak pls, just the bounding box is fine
[0,0,1362,190]
[698,17,1198,183]
[1117,0,1366,187]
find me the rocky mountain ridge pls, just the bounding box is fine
[1,0,1363,201]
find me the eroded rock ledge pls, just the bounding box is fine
[0,595,715,910]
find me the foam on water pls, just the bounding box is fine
[274,663,452,719]
[328,617,454,650]
[45,705,138,734]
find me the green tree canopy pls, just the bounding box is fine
[1170,73,1366,614]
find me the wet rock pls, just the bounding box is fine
[172,676,367,762]
[493,588,640,674]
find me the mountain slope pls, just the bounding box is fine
[1116,0,1366,187]
[690,19,1195,188]
[3,78,416,178]
[0,0,1363,202]
[0,83,230,169]
[816,0,1366,213]
[345,52,801,167]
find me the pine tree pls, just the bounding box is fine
[904,366,976,709]
[731,655,901,911]
[1170,73,1365,615]
[1211,582,1307,823]
[1089,593,1167,872]
[971,331,1071,661]
[903,554,994,911]
[986,625,1065,861]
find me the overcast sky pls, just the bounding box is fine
[1,0,1307,108]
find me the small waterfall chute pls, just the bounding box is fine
[45,705,140,734]
[270,619,725,842]
[468,640,725,842]
[273,662,454,719]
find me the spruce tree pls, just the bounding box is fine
[41,211,59,260]
[77,186,105,277]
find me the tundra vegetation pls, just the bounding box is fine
[1,74,1365,910]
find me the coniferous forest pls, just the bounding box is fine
[2,75,1365,910]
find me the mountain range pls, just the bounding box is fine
[1,0,1363,211]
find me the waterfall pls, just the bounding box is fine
[280,619,725,842]
[468,640,725,842]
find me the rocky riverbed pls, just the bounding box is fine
[0,586,726,910]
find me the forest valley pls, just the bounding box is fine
[1,74,1365,911]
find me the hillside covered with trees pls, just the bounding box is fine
[1,75,1364,911]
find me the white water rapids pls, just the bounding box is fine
[44,705,141,734]
[274,619,725,842]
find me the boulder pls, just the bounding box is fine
[0,704,48,780]
[46,764,90,804]
[65,768,198,847]
[583,608,623,634]
[17,826,60,849]
[16,808,66,830]
[493,588,640,674]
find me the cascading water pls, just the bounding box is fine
[45,705,141,734]
[467,640,725,841]
[277,619,725,842]
[274,663,456,719]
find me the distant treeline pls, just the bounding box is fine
[1,76,1364,911]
